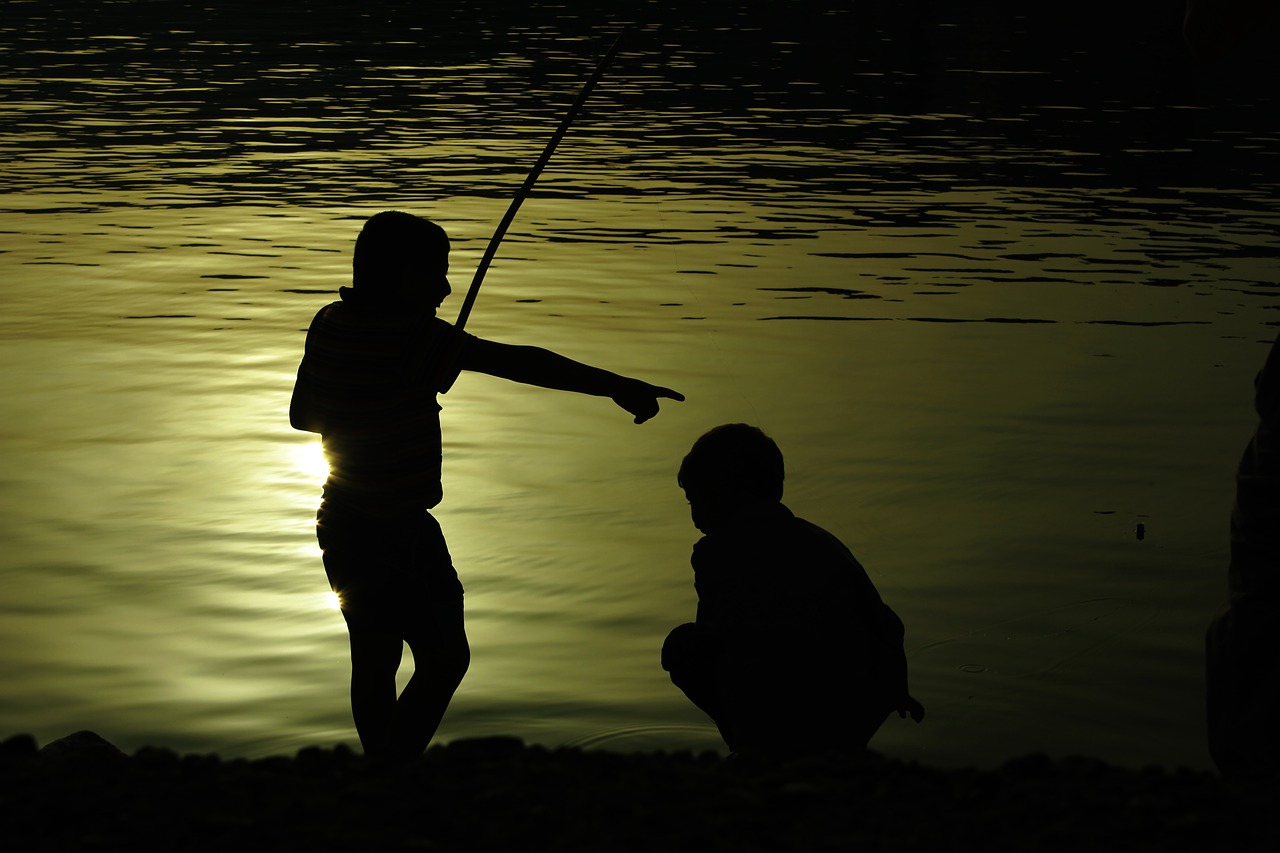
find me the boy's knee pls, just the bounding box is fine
[408,633,470,684]
[446,643,471,681]
[349,628,403,670]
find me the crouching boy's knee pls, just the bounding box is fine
[661,622,703,674]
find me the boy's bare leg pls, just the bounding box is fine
[348,604,469,763]
[347,627,404,759]
[396,599,470,759]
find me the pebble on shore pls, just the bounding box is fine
[2,731,1276,852]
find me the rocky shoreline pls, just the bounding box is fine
[2,731,1275,851]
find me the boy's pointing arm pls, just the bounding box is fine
[461,337,684,424]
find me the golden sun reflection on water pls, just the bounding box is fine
[291,438,330,482]
[289,442,337,612]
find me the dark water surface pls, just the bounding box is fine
[2,1,1279,768]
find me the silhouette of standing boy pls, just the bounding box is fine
[291,210,683,763]
[662,424,923,756]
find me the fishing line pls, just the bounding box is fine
[455,29,628,332]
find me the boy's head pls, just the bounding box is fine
[678,424,784,530]
[351,211,451,308]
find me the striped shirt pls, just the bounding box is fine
[297,295,474,512]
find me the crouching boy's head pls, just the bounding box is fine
[352,210,451,310]
[678,423,784,532]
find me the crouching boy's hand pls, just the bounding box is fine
[897,694,926,723]
[612,380,685,424]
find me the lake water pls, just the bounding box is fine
[2,1,1278,770]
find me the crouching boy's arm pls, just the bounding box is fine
[461,338,684,423]
[898,694,926,723]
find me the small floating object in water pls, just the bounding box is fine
[1136,522,1146,541]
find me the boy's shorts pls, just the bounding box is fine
[316,501,464,634]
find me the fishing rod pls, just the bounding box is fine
[454,29,629,332]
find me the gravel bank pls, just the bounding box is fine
[3,731,1275,852]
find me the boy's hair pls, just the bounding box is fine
[678,423,785,502]
[352,210,450,291]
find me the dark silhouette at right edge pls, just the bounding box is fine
[1207,331,1280,780]
[662,424,923,758]
[1183,0,1274,62]
[1183,0,1280,782]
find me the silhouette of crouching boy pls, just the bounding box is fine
[662,424,923,756]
